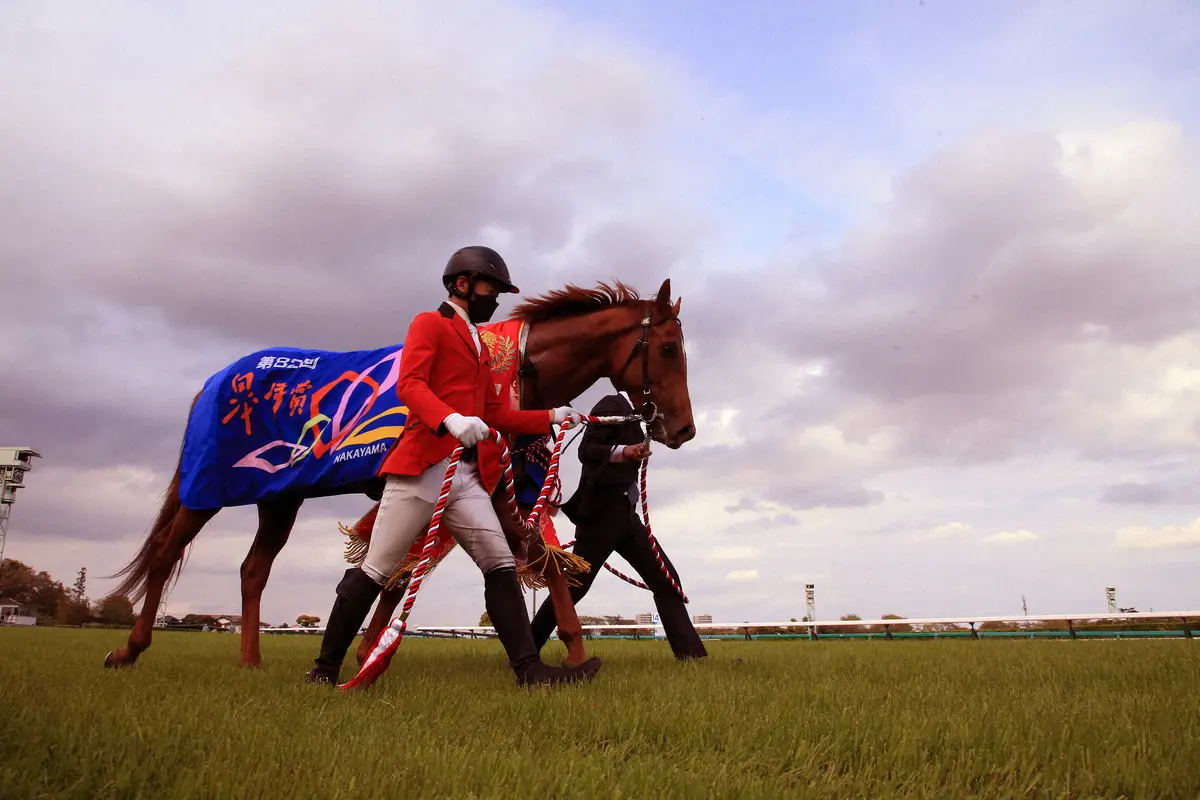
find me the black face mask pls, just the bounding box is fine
[466,291,499,323]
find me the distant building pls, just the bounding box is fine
[0,596,36,626]
[635,612,653,625]
[691,614,712,625]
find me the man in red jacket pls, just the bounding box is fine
[307,246,602,688]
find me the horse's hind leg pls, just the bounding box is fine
[356,578,408,667]
[239,497,303,668]
[105,506,218,668]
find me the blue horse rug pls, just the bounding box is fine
[177,320,543,511]
[179,344,407,509]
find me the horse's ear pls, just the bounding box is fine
[654,278,672,317]
[671,298,681,317]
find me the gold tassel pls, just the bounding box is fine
[383,553,421,591]
[340,522,369,566]
[382,544,459,591]
[518,544,593,590]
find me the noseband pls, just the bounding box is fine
[613,308,680,429]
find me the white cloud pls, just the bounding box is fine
[705,546,762,562]
[1115,519,1200,550]
[725,570,759,582]
[916,522,974,541]
[982,530,1041,545]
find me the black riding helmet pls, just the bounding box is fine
[442,246,520,294]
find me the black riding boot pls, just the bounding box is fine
[484,567,602,687]
[306,567,382,685]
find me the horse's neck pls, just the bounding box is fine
[519,307,635,409]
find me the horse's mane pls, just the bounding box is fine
[510,281,644,323]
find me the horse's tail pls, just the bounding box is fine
[106,393,199,604]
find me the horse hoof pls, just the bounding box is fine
[105,649,136,669]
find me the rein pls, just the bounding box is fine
[340,411,647,692]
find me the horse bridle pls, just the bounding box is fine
[518,302,676,430]
[514,304,675,507]
[612,310,665,429]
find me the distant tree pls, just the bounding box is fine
[598,615,636,636]
[979,620,1015,632]
[95,595,136,626]
[881,614,913,633]
[296,614,320,628]
[0,559,68,621]
[73,567,88,604]
[478,612,492,626]
[827,613,864,635]
[55,595,91,626]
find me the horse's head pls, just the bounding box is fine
[612,278,696,449]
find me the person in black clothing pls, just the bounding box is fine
[530,392,707,661]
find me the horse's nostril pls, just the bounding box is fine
[676,424,695,442]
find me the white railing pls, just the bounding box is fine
[406,610,1200,638]
[256,610,1198,638]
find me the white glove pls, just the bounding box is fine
[443,413,490,447]
[551,406,583,429]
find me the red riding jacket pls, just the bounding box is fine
[378,302,552,494]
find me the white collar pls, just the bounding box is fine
[447,300,475,329]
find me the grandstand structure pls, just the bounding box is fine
[0,447,40,567]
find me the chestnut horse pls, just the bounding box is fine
[103,278,695,670]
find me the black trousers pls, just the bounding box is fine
[531,495,707,660]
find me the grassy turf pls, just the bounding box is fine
[1,627,1197,799]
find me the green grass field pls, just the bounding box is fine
[2,628,1198,799]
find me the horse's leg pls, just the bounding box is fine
[545,563,588,667]
[353,576,404,667]
[510,499,590,667]
[239,497,303,668]
[105,506,219,668]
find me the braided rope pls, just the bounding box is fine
[561,539,651,590]
[560,456,689,602]
[338,413,639,691]
[637,453,688,603]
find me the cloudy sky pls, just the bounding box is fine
[2,0,1198,633]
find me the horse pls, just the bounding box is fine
[103,278,695,670]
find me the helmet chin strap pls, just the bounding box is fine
[451,272,479,301]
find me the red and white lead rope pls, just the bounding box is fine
[340,413,642,691]
[635,454,688,603]
[561,453,688,603]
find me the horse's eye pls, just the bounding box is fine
[661,342,676,357]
